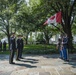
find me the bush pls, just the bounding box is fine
[23,44,58,54]
[0,44,76,54]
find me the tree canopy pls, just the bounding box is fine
[0,0,76,49]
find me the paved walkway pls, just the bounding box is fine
[0,54,76,75]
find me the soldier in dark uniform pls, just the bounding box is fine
[16,35,21,60]
[16,35,24,60]
[0,41,2,51]
[3,41,6,51]
[20,35,24,59]
[9,33,16,64]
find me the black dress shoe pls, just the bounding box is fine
[10,62,15,64]
[20,57,24,59]
[16,59,20,61]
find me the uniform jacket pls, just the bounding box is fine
[17,38,24,49]
[10,37,16,50]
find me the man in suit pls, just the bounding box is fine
[9,33,16,64]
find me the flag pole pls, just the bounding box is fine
[51,24,64,34]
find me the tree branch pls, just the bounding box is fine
[0,16,7,26]
[70,14,75,25]
[51,4,58,12]
[56,2,60,11]
[0,29,7,35]
[57,2,63,10]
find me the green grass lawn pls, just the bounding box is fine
[0,44,76,54]
[24,44,56,50]
[23,44,57,54]
[0,44,57,54]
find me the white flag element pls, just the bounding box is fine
[44,11,61,25]
[47,14,57,26]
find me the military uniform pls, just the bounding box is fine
[0,41,2,51]
[9,36,16,64]
[3,41,6,51]
[16,38,21,60]
[16,38,24,59]
[20,38,24,58]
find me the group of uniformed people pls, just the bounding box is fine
[57,33,68,61]
[9,32,69,64]
[9,33,24,64]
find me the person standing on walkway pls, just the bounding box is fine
[16,35,21,60]
[9,33,16,64]
[3,41,7,51]
[20,35,24,59]
[0,41,2,51]
[16,35,24,60]
[62,34,68,61]
[57,38,63,59]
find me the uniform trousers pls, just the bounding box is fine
[9,49,15,63]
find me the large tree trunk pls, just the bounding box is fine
[65,25,73,53]
[63,18,73,53]
[62,9,74,53]
[7,34,10,50]
[6,21,10,50]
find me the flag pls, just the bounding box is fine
[43,11,62,25]
[56,11,62,24]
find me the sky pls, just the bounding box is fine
[26,0,29,3]
[26,0,29,6]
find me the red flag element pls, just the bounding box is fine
[43,11,62,25]
[50,16,55,19]
[56,11,62,24]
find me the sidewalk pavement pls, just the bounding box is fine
[0,54,76,75]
